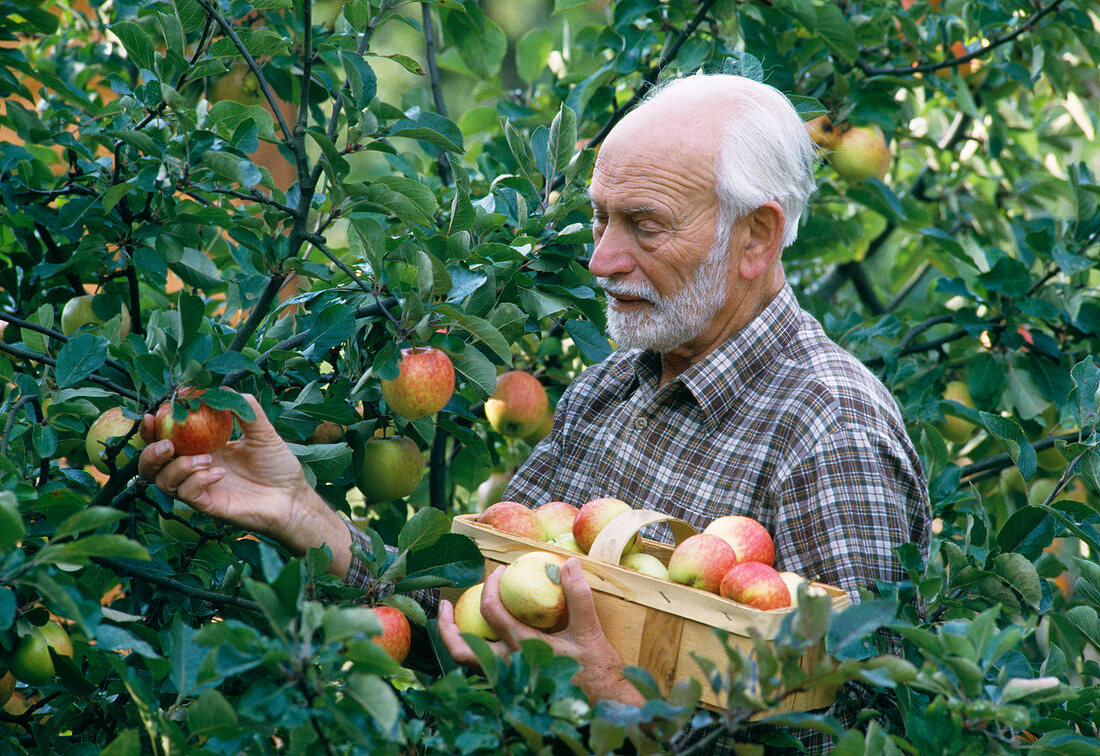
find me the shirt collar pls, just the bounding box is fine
[625,284,803,431]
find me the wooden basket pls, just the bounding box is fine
[447,510,850,713]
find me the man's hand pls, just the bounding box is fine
[438,557,646,706]
[137,393,352,576]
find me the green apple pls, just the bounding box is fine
[499,551,568,629]
[39,622,72,659]
[85,406,146,474]
[61,294,130,339]
[380,346,456,420]
[938,380,977,444]
[621,552,669,580]
[210,63,264,106]
[485,370,548,437]
[11,633,54,686]
[831,124,891,183]
[476,471,512,510]
[550,533,584,554]
[356,436,424,502]
[452,583,499,641]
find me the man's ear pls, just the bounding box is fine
[737,202,785,281]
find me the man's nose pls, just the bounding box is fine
[588,224,634,279]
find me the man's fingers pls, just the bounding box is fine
[138,439,174,481]
[235,393,282,441]
[560,558,604,640]
[152,454,213,498]
[176,467,225,504]
[438,600,481,667]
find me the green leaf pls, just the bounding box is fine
[0,492,24,548]
[111,21,156,71]
[344,673,401,734]
[365,176,437,227]
[994,552,1042,608]
[996,506,1055,560]
[515,28,553,83]
[39,535,149,564]
[54,506,126,540]
[397,507,451,553]
[979,412,1037,483]
[826,599,897,660]
[395,533,484,593]
[440,2,506,79]
[341,52,377,112]
[55,333,109,388]
[434,303,512,363]
[450,343,498,397]
[1069,357,1099,429]
[563,319,612,364]
[545,104,577,181]
[187,689,239,739]
[389,110,464,154]
[812,3,859,63]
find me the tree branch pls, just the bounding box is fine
[422,2,452,187]
[858,0,1066,77]
[0,342,140,401]
[92,556,261,612]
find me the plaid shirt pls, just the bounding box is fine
[345,283,931,754]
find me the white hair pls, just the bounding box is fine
[644,73,818,249]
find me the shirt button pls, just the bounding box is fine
[633,417,647,430]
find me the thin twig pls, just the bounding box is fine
[0,342,141,401]
[422,2,452,187]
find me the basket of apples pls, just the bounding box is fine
[447,497,849,713]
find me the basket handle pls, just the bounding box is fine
[587,509,698,564]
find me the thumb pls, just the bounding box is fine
[234,393,282,443]
[560,558,603,638]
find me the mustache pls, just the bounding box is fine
[596,277,660,303]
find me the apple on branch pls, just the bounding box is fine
[667,534,738,594]
[830,124,892,183]
[61,293,130,339]
[476,501,544,541]
[85,406,145,473]
[370,606,411,664]
[499,551,568,629]
[720,562,792,611]
[380,346,455,420]
[703,515,775,566]
[154,388,234,457]
[485,370,548,437]
[476,471,512,510]
[356,435,424,502]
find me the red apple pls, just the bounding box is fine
[371,605,411,663]
[452,583,499,641]
[534,500,579,542]
[667,534,739,594]
[572,496,633,554]
[720,562,791,611]
[485,370,549,437]
[154,388,233,457]
[703,515,775,566]
[499,551,568,629]
[477,501,544,541]
[380,346,455,420]
[804,114,836,150]
[85,406,146,473]
[356,436,424,502]
[306,420,344,444]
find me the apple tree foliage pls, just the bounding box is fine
[1,0,1099,752]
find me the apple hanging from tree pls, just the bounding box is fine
[476,471,512,510]
[667,534,738,594]
[720,562,792,610]
[154,388,234,457]
[485,370,548,437]
[452,583,499,641]
[10,633,54,686]
[370,606,411,663]
[830,124,891,183]
[804,114,837,150]
[703,515,775,566]
[380,346,455,420]
[476,501,544,541]
[499,551,568,629]
[61,293,130,339]
[210,63,265,106]
[85,406,145,473]
[356,435,424,502]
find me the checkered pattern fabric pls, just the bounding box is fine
[345,283,931,754]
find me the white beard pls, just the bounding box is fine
[598,229,731,353]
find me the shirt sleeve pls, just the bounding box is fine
[771,426,931,601]
[344,521,440,614]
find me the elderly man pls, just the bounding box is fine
[139,74,930,752]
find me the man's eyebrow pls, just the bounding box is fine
[586,194,658,216]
